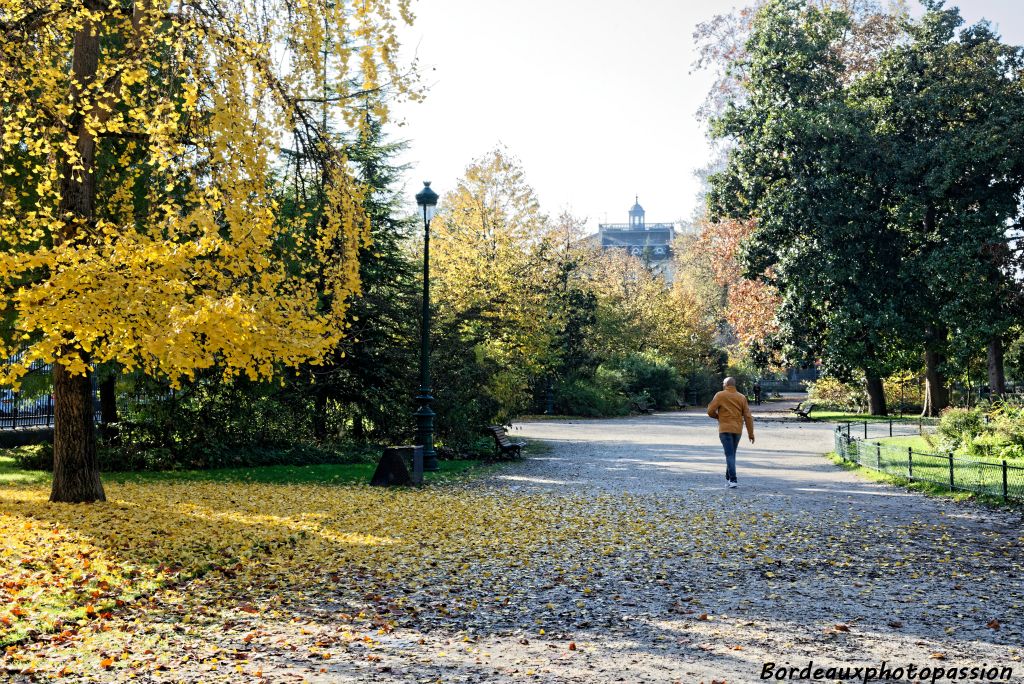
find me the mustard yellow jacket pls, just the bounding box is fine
[707,387,754,437]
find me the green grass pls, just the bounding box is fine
[831,436,1024,505]
[0,456,49,485]
[0,453,488,488]
[824,451,1005,504]
[870,434,940,452]
[810,410,936,424]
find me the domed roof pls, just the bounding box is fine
[629,196,645,215]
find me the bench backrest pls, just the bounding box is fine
[487,425,512,444]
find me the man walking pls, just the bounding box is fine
[707,377,755,488]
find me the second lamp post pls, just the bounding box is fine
[415,181,440,471]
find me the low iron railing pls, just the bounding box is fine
[833,421,1024,502]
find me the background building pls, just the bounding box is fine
[596,198,676,282]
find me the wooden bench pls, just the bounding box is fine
[486,425,526,459]
[791,402,816,421]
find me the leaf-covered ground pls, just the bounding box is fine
[2,411,1023,682]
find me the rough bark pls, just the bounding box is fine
[921,346,949,418]
[51,20,103,503]
[988,337,1006,397]
[864,372,887,416]
[51,361,105,502]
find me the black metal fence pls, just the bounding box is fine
[834,421,1024,502]
[0,392,56,430]
[0,356,105,429]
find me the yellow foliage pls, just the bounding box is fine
[0,477,798,655]
[430,149,568,408]
[586,248,715,364]
[0,0,419,385]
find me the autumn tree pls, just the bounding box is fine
[430,148,561,424]
[584,248,715,374]
[0,1,417,501]
[696,218,781,361]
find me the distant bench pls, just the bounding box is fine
[630,400,653,415]
[791,402,815,421]
[485,425,526,460]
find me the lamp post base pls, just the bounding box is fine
[414,399,439,472]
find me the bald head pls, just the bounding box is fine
[723,377,737,389]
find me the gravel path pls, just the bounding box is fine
[278,404,1022,684]
[451,406,1023,683]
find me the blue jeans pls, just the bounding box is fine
[719,432,740,482]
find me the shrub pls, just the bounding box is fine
[805,377,864,412]
[724,359,757,395]
[883,372,924,413]
[9,443,52,470]
[555,375,628,417]
[937,407,986,453]
[596,351,685,410]
[684,368,720,405]
[989,402,1024,447]
[1000,444,1024,461]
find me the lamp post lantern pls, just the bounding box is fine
[415,181,440,471]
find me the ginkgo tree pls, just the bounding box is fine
[0,0,418,502]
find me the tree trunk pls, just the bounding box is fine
[921,347,949,417]
[352,412,366,441]
[864,372,887,416]
[99,373,117,425]
[312,385,328,441]
[51,361,105,502]
[988,337,1006,398]
[51,20,103,503]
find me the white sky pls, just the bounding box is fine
[389,0,1024,233]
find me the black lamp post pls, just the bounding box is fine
[415,181,440,471]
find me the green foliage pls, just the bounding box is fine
[550,352,689,416]
[0,428,52,449]
[431,325,504,453]
[94,373,381,471]
[684,367,721,405]
[989,402,1024,447]
[603,351,685,410]
[931,402,1024,459]
[554,375,628,418]
[299,114,420,443]
[1006,332,1024,382]
[724,359,757,396]
[937,407,985,453]
[883,371,924,414]
[9,443,52,470]
[708,0,1024,407]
